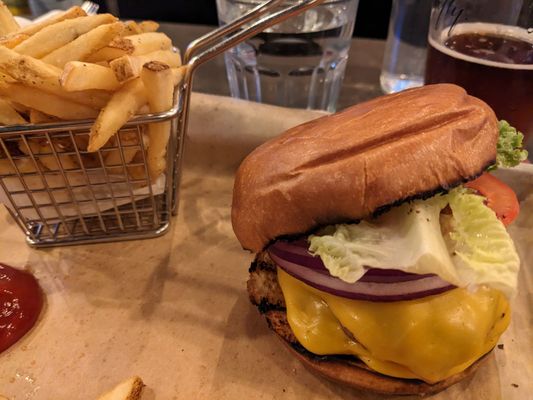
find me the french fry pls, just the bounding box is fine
[97,376,144,400]
[120,21,143,36]
[138,21,159,33]
[19,139,78,171]
[6,101,30,115]
[172,67,185,87]
[105,132,146,175]
[0,7,86,50]
[85,37,134,62]
[14,6,86,37]
[29,109,58,124]
[60,61,121,91]
[110,50,182,82]
[141,61,174,179]
[0,81,99,120]
[0,158,39,174]
[0,1,19,35]
[0,33,29,48]
[127,32,172,54]
[87,32,172,62]
[0,98,26,125]
[126,150,148,180]
[42,22,124,68]
[0,45,110,109]
[88,79,147,152]
[13,14,117,58]
[0,45,61,75]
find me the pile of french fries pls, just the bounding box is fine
[0,3,183,180]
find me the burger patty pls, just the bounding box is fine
[247,251,297,345]
[248,251,370,364]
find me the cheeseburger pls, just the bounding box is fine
[231,84,526,395]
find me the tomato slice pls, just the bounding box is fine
[464,172,519,226]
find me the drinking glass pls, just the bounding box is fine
[425,0,533,153]
[380,0,432,93]
[216,0,359,112]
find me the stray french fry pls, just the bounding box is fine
[141,61,174,179]
[13,14,117,58]
[0,1,19,35]
[97,376,144,400]
[0,33,29,49]
[88,79,147,152]
[0,82,99,120]
[14,6,86,37]
[60,61,121,91]
[0,98,26,125]
[138,21,159,33]
[110,50,182,82]
[42,22,124,68]
[0,45,110,109]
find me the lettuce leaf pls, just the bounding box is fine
[446,188,519,299]
[309,195,459,285]
[309,189,519,298]
[492,120,528,170]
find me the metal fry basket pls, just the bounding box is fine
[0,0,325,247]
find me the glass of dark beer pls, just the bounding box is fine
[425,0,533,154]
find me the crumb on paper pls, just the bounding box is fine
[497,344,504,350]
[511,383,519,388]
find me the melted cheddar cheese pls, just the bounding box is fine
[278,268,510,383]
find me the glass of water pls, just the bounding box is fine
[216,0,359,111]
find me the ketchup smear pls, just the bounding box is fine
[0,263,43,353]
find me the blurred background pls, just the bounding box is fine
[21,0,393,39]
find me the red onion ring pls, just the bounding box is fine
[268,240,455,302]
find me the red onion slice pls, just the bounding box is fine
[268,240,455,302]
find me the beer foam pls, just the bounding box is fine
[429,23,533,70]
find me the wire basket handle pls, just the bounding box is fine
[185,0,326,73]
[183,0,286,65]
[173,0,326,198]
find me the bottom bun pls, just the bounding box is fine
[281,338,491,396]
[248,252,492,396]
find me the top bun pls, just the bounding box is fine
[232,84,498,252]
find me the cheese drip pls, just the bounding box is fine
[278,268,510,383]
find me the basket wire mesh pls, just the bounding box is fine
[0,0,325,247]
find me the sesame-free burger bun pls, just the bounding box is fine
[232,84,498,253]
